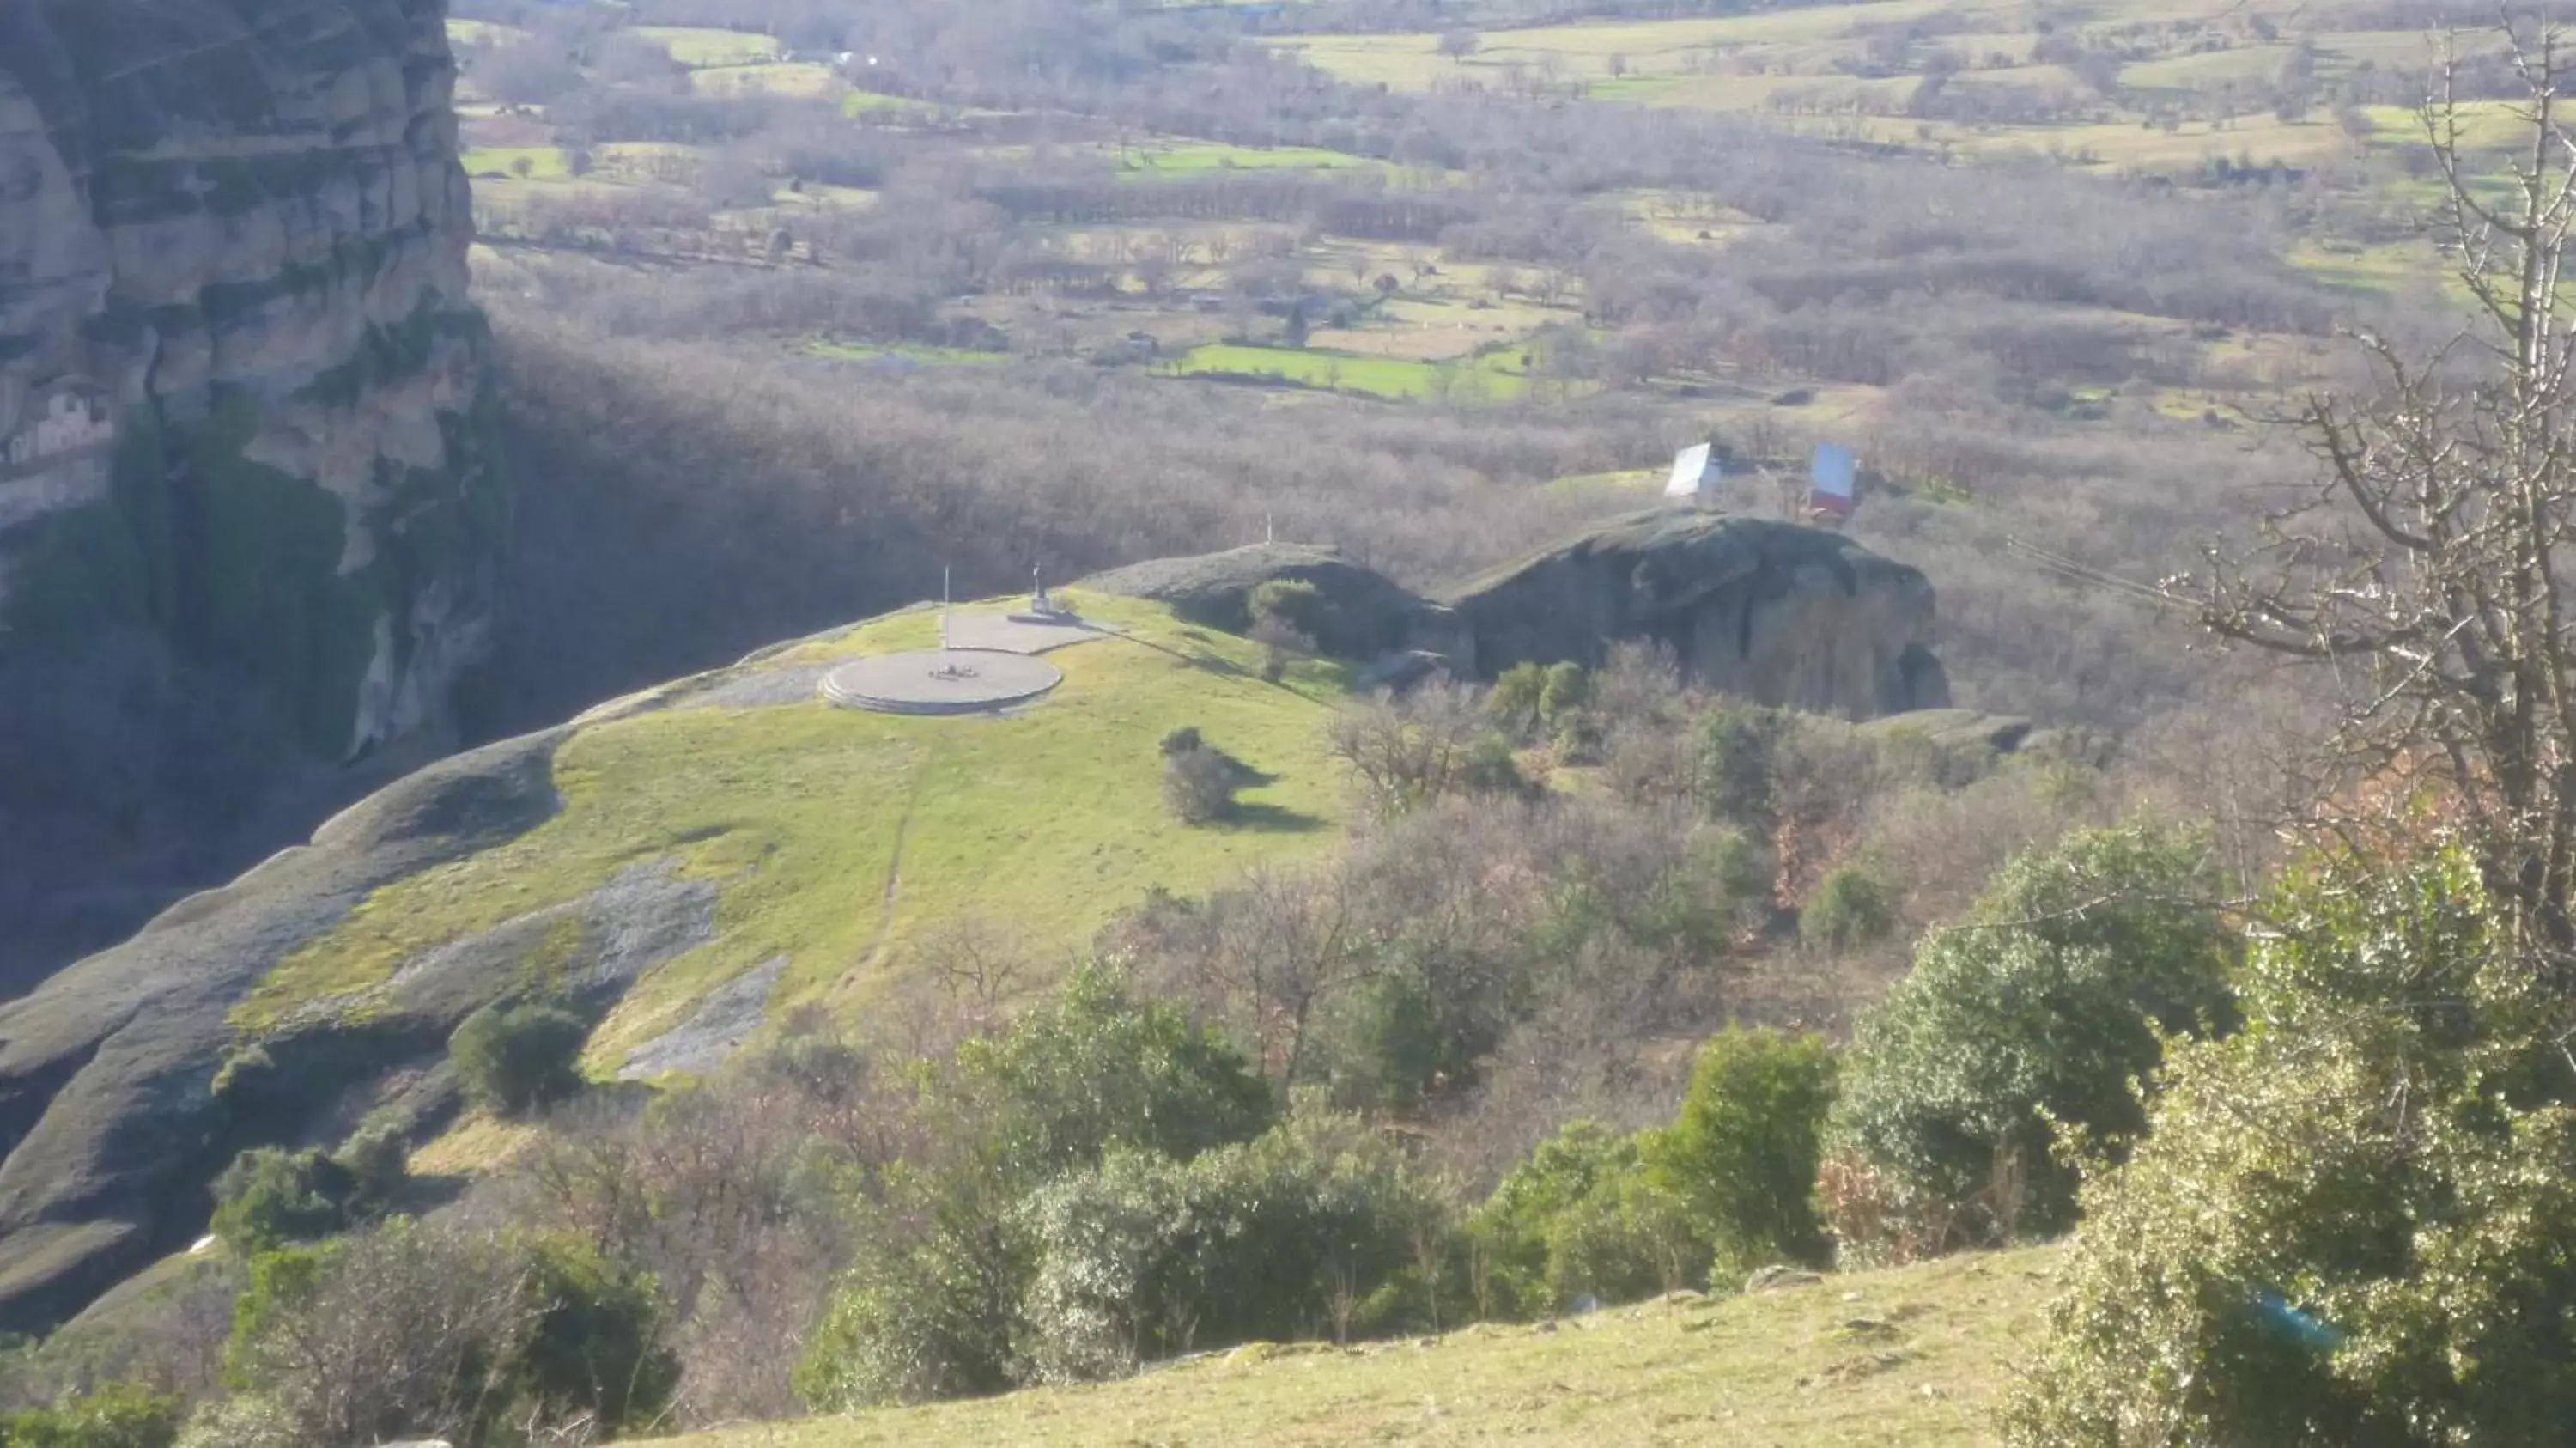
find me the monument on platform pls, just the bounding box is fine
[822,559,1109,715]
[1016,561,1081,624]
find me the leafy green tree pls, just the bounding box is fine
[1458,733,1528,798]
[516,1239,678,1433]
[222,1223,526,1448]
[799,968,1273,1407]
[2007,849,2576,1445]
[221,1220,671,1446]
[450,1001,589,1116]
[1537,1171,1700,1309]
[1465,1122,1680,1318]
[1827,825,2236,1250]
[210,1147,353,1255]
[1162,745,1239,824]
[954,963,1274,1174]
[1695,704,1789,832]
[1801,865,1895,952]
[1537,661,1590,727]
[794,1168,1030,1410]
[329,1122,408,1208]
[1018,1113,1443,1383]
[1487,662,1549,742]
[1331,973,1465,1110]
[1247,579,1327,652]
[1645,1028,1837,1276]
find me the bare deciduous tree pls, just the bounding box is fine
[2171,18,2576,978]
[1327,682,1487,815]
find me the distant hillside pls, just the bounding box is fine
[648,1245,2061,1448]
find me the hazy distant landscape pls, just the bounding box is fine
[455,0,2488,736]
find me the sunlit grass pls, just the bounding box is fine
[235,596,1352,1071]
[647,1245,2064,1448]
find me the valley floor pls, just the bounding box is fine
[657,1245,2059,1447]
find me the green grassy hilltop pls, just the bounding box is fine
[653,1247,2060,1448]
[236,591,1352,1074]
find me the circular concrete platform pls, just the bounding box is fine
[819,648,1064,715]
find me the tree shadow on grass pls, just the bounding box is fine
[1216,802,1326,833]
[1224,757,1280,789]
[392,1170,476,1217]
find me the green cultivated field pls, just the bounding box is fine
[648,1245,2062,1448]
[460,145,569,180]
[1163,343,1532,403]
[841,88,934,116]
[1276,0,2508,181]
[1119,140,1381,176]
[692,62,843,98]
[636,25,783,66]
[446,18,527,47]
[233,594,1352,1070]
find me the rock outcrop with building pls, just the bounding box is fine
[1442,509,1949,717]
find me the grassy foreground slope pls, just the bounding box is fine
[658,1247,2059,1448]
[234,592,1351,1074]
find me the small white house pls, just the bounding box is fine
[1664,442,1719,507]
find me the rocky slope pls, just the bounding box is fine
[0,0,501,982]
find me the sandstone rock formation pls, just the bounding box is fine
[0,0,499,757]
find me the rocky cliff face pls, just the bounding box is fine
[1442,509,1950,718]
[0,0,499,758]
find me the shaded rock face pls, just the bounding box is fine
[0,0,502,1327]
[1443,510,1949,718]
[1088,512,1949,720]
[0,729,563,1333]
[0,0,500,758]
[0,649,749,1333]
